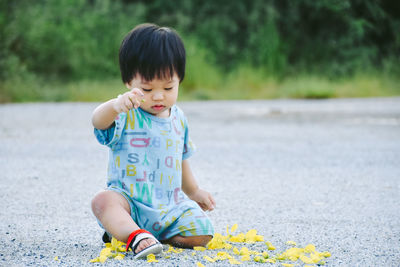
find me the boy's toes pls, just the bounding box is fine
[134,238,157,254]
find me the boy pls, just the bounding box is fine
[91,23,215,259]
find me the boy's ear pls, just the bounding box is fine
[125,82,132,89]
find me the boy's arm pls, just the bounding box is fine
[92,98,119,130]
[92,88,144,130]
[182,159,215,211]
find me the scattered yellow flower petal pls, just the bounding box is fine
[89,258,99,263]
[194,246,206,251]
[99,255,107,263]
[262,251,269,258]
[320,251,331,258]
[233,247,240,255]
[241,254,250,261]
[239,247,249,256]
[147,253,159,263]
[282,263,294,267]
[100,247,112,258]
[54,256,59,261]
[196,262,206,267]
[192,252,196,256]
[286,240,297,246]
[300,254,314,264]
[276,253,287,260]
[115,253,125,260]
[229,233,245,243]
[265,258,276,263]
[305,244,316,253]
[231,224,238,233]
[265,241,276,250]
[254,256,265,263]
[229,258,242,264]
[204,255,216,262]
[310,252,323,263]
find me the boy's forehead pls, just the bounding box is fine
[136,74,178,84]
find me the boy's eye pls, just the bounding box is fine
[142,88,152,92]
[165,87,173,90]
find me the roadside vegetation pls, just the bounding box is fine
[1,0,399,102]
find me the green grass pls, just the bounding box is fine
[1,68,399,103]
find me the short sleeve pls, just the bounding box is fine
[94,113,126,148]
[182,117,196,160]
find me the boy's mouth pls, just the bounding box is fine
[152,105,165,111]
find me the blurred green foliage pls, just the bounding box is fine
[0,0,399,102]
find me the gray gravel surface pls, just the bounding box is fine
[1,98,399,266]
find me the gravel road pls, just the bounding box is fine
[1,98,399,266]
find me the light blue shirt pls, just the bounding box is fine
[94,105,213,240]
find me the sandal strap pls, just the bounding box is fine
[126,229,155,252]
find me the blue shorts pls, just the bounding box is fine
[97,187,214,241]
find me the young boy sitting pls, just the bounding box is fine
[91,23,216,259]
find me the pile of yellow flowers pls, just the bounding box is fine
[89,224,331,266]
[89,237,127,263]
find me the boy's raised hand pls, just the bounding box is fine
[113,88,144,113]
[190,188,216,212]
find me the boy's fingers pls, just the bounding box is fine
[131,87,144,97]
[125,97,133,110]
[210,195,216,208]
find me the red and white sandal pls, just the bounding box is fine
[126,229,163,259]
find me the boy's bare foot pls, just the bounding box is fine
[135,238,157,253]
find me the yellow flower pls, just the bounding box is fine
[266,242,276,250]
[115,253,125,260]
[196,262,206,267]
[320,251,331,258]
[99,255,107,263]
[89,258,99,263]
[253,256,265,263]
[233,247,240,255]
[194,246,206,251]
[310,252,323,263]
[239,247,249,255]
[229,258,242,264]
[204,255,216,262]
[262,251,269,258]
[283,247,305,261]
[229,233,245,243]
[100,247,112,258]
[275,253,287,260]
[147,253,159,263]
[299,254,314,264]
[286,240,297,246]
[231,224,238,233]
[241,255,250,261]
[304,244,316,253]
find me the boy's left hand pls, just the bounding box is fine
[189,189,216,211]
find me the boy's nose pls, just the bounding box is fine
[152,92,164,100]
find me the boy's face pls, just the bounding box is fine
[127,73,179,118]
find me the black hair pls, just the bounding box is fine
[119,23,186,84]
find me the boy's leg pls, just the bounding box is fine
[91,190,156,253]
[162,235,212,249]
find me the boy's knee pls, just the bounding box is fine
[91,191,109,216]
